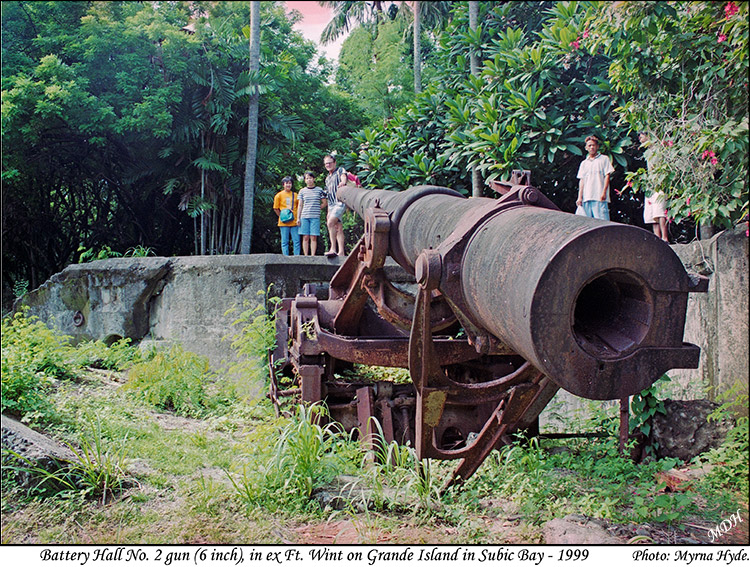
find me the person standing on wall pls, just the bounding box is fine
[576,135,615,221]
[323,154,348,257]
[639,132,669,242]
[273,176,300,256]
[297,171,327,256]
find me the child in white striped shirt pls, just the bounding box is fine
[298,171,327,256]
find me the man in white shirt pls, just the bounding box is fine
[576,136,615,221]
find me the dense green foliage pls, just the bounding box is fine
[2,1,364,296]
[1,308,140,424]
[3,0,747,304]
[328,1,452,120]
[591,1,748,229]
[123,344,234,418]
[344,1,642,221]
[341,1,748,233]
[1,310,65,421]
[337,20,414,120]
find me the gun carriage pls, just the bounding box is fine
[270,178,707,487]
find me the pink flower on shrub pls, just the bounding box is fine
[665,140,674,147]
[687,196,691,205]
[570,39,580,50]
[718,34,727,43]
[702,149,716,160]
[710,157,719,165]
[583,30,590,39]
[725,2,739,18]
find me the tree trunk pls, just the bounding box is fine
[468,1,482,198]
[413,1,421,94]
[240,1,261,254]
[200,132,206,255]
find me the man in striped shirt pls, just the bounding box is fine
[323,154,348,257]
[298,171,327,256]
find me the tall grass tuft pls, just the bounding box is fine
[228,403,356,513]
[3,415,130,504]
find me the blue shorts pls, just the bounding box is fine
[582,200,610,221]
[299,217,321,236]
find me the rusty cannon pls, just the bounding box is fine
[270,181,708,486]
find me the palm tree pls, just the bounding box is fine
[321,1,451,95]
[241,1,261,254]
[469,0,482,197]
[413,0,421,94]
[319,1,389,45]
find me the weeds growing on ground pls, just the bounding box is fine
[2,309,76,424]
[696,383,749,500]
[65,337,141,371]
[2,309,143,425]
[463,433,703,526]
[123,344,234,418]
[226,289,281,393]
[2,312,746,544]
[227,403,360,514]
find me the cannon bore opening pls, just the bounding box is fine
[572,270,653,359]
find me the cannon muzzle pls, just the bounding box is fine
[338,184,706,400]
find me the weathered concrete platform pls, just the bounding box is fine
[16,254,413,370]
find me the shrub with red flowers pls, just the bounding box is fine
[725,2,740,18]
[590,1,748,231]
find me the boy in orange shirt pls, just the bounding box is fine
[273,176,300,255]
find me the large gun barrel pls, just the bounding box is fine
[271,181,707,487]
[338,184,705,400]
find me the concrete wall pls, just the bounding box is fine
[669,225,749,404]
[16,254,412,370]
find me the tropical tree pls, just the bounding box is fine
[413,0,421,94]
[589,0,748,231]
[396,1,454,94]
[319,0,392,45]
[324,1,452,118]
[336,18,414,120]
[468,0,481,196]
[344,2,641,221]
[241,1,261,255]
[2,1,364,301]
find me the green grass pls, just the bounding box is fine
[2,310,747,544]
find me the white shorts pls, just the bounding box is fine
[327,202,346,221]
[644,192,667,223]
